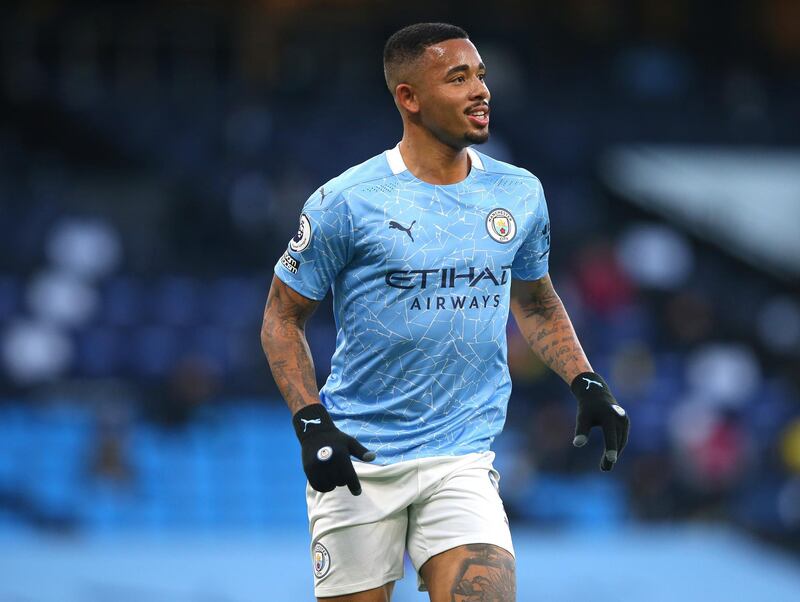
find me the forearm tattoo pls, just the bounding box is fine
[513,277,591,383]
[451,544,516,602]
[261,281,321,415]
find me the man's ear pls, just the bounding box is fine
[395,83,420,114]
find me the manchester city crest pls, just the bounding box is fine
[486,208,516,243]
[313,542,331,578]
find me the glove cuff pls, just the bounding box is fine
[292,403,335,441]
[570,372,611,400]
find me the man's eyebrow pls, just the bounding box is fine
[444,62,486,78]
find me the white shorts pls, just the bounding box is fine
[306,451,514,598]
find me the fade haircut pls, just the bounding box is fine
[383,23,469,92]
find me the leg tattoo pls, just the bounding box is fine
[450,544,515,602]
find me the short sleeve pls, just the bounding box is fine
[510,181,550,281]
[273,188,353,301]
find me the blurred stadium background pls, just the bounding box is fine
[1,1,799,600]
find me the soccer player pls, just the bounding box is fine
[261,22,630,602]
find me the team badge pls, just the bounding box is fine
[290,213,312,252]
[486,208,516,243]
[313,542,331,579]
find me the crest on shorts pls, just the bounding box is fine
[486,208,516,243]
[313,542,331,579]
[290,213,312,252]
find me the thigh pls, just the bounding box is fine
[310,512,407,599]
[319,580,395,602]
[407,452,515,590]
[420,543,515,602]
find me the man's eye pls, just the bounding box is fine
[453,76,465,83]
[478,73,486,81]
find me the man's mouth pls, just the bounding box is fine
[466,105,490,127]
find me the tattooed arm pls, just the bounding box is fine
[511,275,631,470]
[509,275,592,384]
[262,275,376,492]
[260,275,322,414]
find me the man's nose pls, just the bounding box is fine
[470,78,490,102]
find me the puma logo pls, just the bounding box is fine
[388,220,416,242]
[318,187,327,205]
[582,377,603,390]
[301,418,322,432]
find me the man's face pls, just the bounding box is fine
[413,38,491,148]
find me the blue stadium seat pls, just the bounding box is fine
[153,276,201,326]
[189,326,230,370]
[78,482,132,531]
[207,277,264,328]
[75,327,122,377]
[129,326,180,376]
[101,276,146,327]
[518,474,627,528]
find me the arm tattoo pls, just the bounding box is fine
[519,286,560,321]
[260,278,321,415]
[511,276,591,383]
[451,544,516,602]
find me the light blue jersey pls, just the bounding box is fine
[274,144,550,464]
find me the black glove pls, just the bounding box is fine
[570,372,630,472]
[292,404,376,495]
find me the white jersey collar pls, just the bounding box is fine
[384,143,485,176]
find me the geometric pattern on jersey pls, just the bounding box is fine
[274,143,550,464]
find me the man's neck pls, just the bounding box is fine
[398,128,471,185]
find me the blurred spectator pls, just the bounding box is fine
[46,218,122,280]
[27,270,97,328]
[781,419,800,474]
[670,401,752,500]
[617,223,693,291]
[151,354,221,427]
[610,341,655,399]
[664,292,714,346]
[778,477,800,531]
[1,320,73,385]
[89,403,133,485]
[757,296,800,355]
[686,344,761,409]
[574,240,633,316]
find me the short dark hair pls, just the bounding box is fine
[383,23,469,91]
